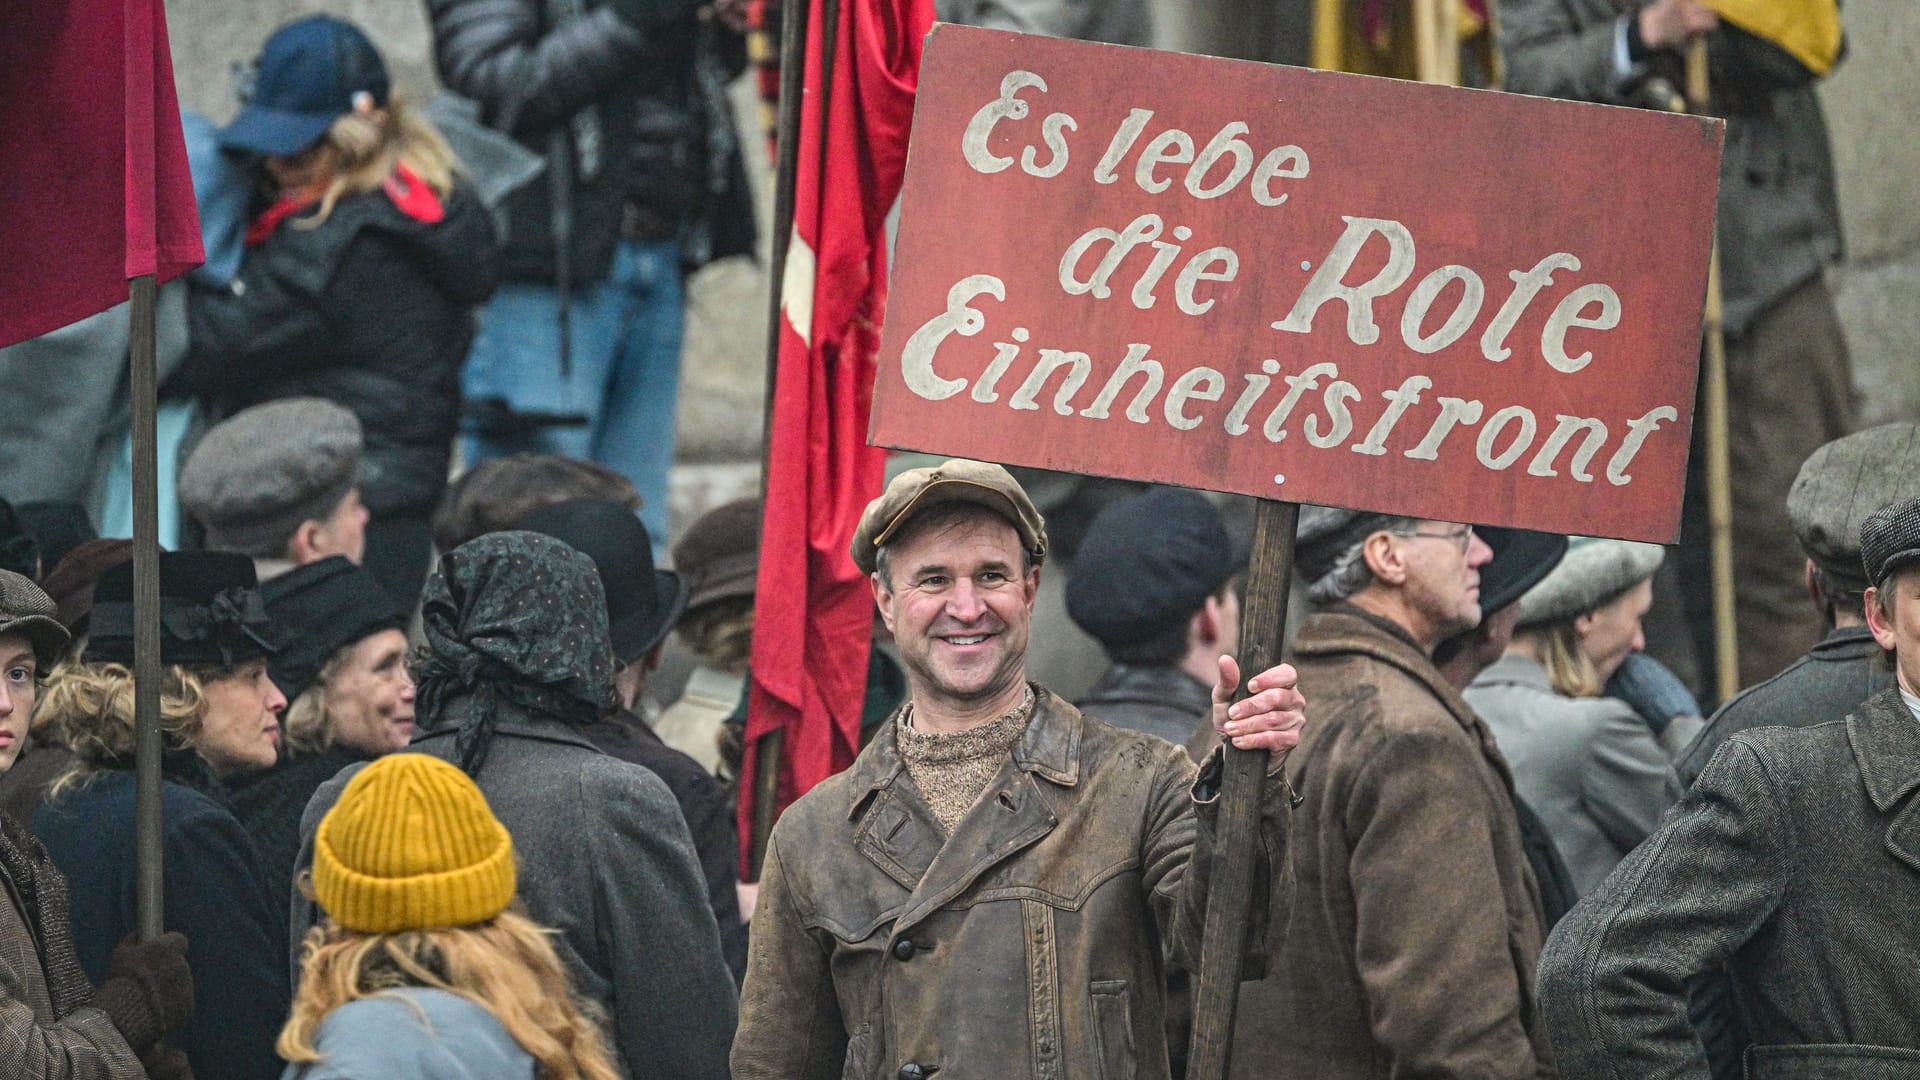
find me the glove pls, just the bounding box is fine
[139,1043,195,1080]
[93,932,193,1054]
[1605,652,1701,737]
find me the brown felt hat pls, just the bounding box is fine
[850,459,1048,575]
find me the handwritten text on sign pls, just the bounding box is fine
[869,27,1724,543]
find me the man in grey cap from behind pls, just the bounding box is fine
[732,458,1307,1080]
[1676,421,1918,789]
[177,398,368,585]
[1538,494,1920,1078]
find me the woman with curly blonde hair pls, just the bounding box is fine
[33,552,292,1080]
[283,752,618,1080]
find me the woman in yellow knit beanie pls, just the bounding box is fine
[280,753,618,1080]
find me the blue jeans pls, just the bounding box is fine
[463,239,684,554]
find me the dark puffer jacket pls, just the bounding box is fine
[427,0,753,284]
[186,180,498,518]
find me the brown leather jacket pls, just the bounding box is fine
[732,687,1293,1080]
[1229,608,1555,1079]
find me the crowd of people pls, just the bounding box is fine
[0,0,1905,1077]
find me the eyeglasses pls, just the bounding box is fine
[1392,524,1475,554]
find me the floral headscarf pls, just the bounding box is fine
[413,532,615,776]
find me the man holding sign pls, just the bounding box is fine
[731,460,1305,1080]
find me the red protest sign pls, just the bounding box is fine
[870,26,1724,543]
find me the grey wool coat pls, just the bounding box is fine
[1466,654,1683,896]
[294,711,738,1080]
[1538,686,1920,1079]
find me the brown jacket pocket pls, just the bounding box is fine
[1090,980,1136,1080]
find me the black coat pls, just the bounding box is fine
[227,746,367,952]
[576,710,746,981]
[34,772,291,1080]
[186,182,499,518]
[1075,663,1212,753]
[1540,687,1920,1079]
[427,0,754,284]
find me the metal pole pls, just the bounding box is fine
[747,0,820,881]
[129,274,165,941]
[1186,498,1299,1080]
[1687,35,1740,700]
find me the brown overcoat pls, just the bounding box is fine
[732,687,1293,1080]
[1229,608,1555,1079]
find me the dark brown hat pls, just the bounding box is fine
[850,459,1048,575]
[39,538,134,637]
[672,497,762,612]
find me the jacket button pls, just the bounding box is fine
[898,1066,928,1080]
[891,938,916,961]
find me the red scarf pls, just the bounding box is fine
[244,161,445,247]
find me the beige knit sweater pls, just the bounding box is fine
[895,685,1036,834]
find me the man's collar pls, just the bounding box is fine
[847,685,1083,819]
[1850,686,1920,812]
[1326,600,1429,656]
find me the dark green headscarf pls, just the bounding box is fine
[413,531,616,776]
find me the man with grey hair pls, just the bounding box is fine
[1229,509,1557,1079]
[733,459,1307,1080]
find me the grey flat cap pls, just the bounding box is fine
[1516,536,1664,627]
[179,399,362,558]
[1862,495,1920,590]
[1787,421,1920,593]
[1295,506,1401,584]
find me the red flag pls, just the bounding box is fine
[741,0,933,872]
[0,0,204,348]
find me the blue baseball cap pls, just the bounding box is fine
[221,15,389,157]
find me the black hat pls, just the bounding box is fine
[1475,528,1569,616]
[519,499,689,663]
[87,551,277,668]
[259,556,409,700]
[1066,488,1236,649]
[1862,495,1920,591]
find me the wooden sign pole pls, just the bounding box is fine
[1185,498,1299,1079]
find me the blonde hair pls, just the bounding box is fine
[37,660,210,794]
[674,597,754,674]
[1518,620,1603,699]
[281,909,619,1080]
[301,97,459,227]
[282,650,350,756]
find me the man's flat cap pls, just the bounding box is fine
[178,399,362,558]
[1787,421,1920,592]
[851,459,1047,575]
[1294,506,1400,585]
[1066,489,1235,649]
[1862,494,1920,590]
[1516,537,1663,627]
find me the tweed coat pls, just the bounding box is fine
[294,712,738,1080]
[1229,608,1555,1079]
[1539,686,1920,1079]
[731,688,1293,1080]
[1678,625,1894,788]
[1466,654,1683,896]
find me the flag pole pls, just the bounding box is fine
[1686,35,1739,701]
[750,0,834,879]
[129,273,165,941]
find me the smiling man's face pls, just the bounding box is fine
[873,508,1037,724]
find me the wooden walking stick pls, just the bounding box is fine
[1687,34,1741,701]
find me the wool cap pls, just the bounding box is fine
[1066,489,1236,649]
[259,556,409,700]
[672,497,762,612]
[178,399,362,559]
[312,753,516,933]
[1787,421,1920,594]
[87,551,277,667]
[1515,537,1664,627]
[0,570,70,669]
[851,459,1048,575]
[1862,495,1920,590]
[1294,506,1403,585]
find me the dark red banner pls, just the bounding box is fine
[871,26,1724,542]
